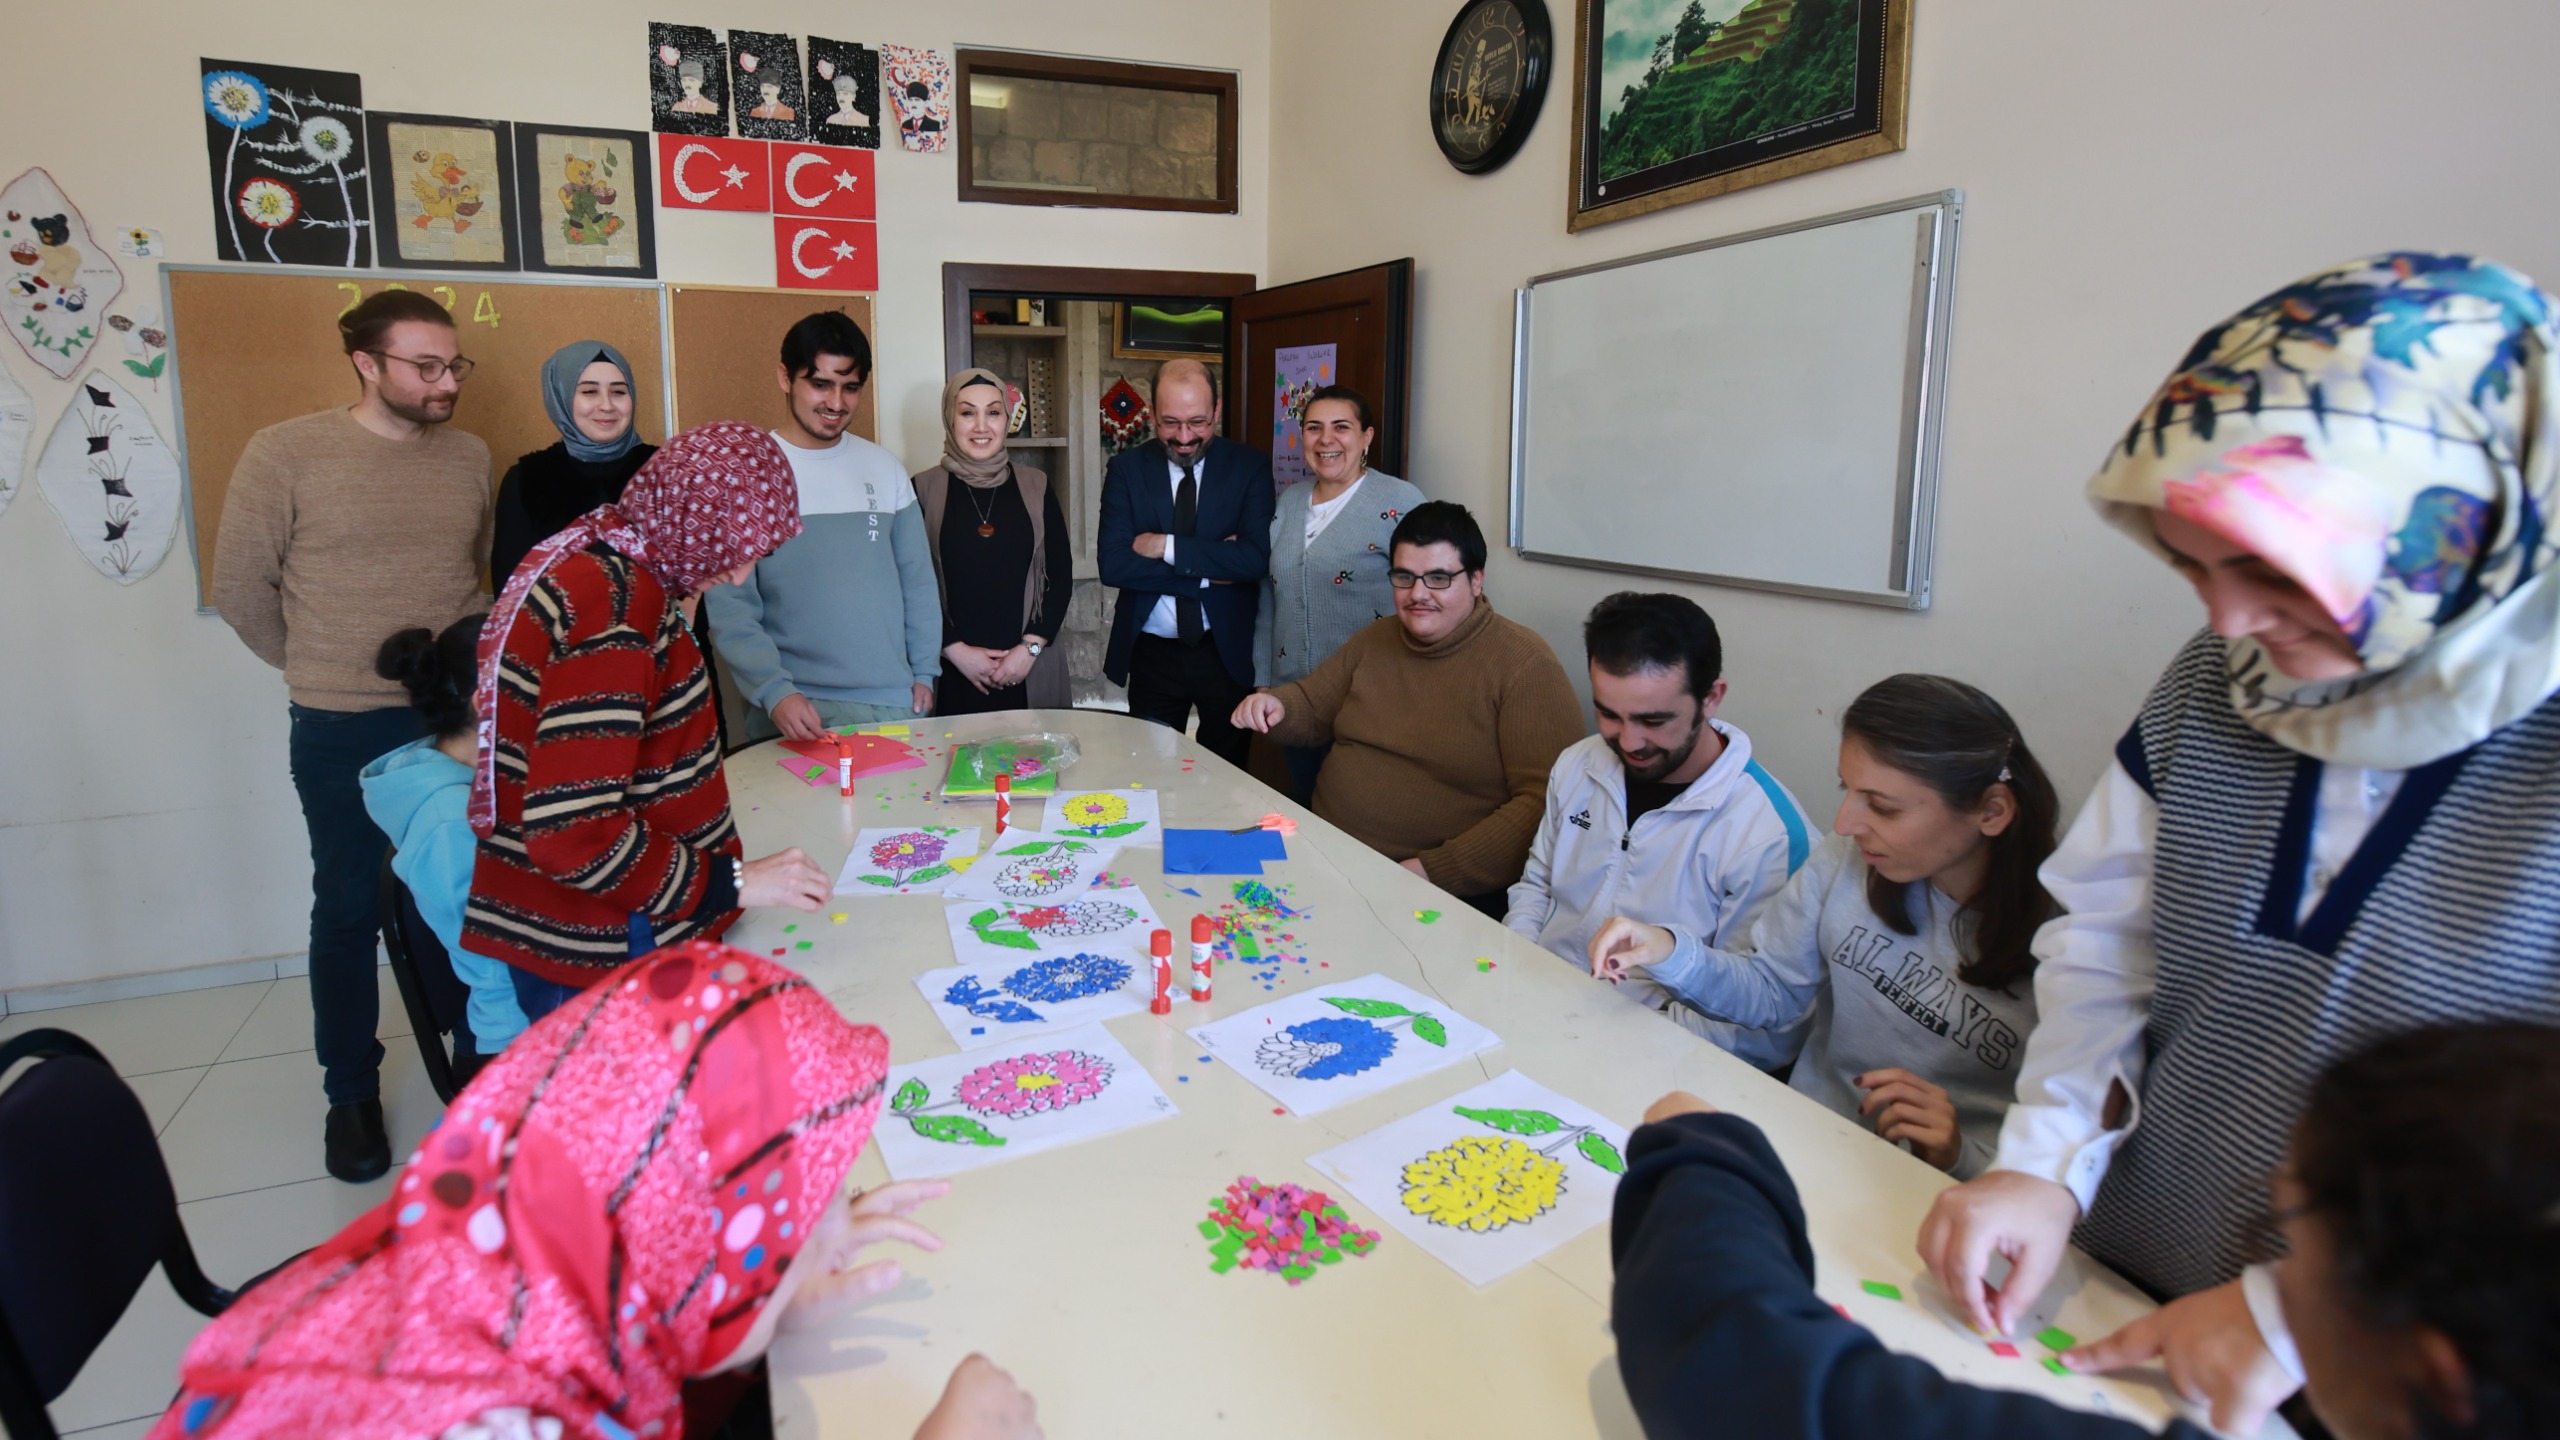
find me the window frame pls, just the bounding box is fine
[954,49,1239,214]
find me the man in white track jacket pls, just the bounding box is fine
[1506,593,1817,1069]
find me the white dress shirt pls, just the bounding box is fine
[1142,452,1214,639]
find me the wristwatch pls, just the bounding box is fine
[1025,640,1044,658]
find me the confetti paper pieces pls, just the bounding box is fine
[2042,1357,2071,1375]
[1200,1176,1380,1284]
[1859,1279,1903,1301]
[1474,957,1496,972]
[1987,1341,2020,1358]
[2035,1326,2077,1353]
[831,913,848,923]
[1414,909,1441,924]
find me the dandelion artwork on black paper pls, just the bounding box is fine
[199,59,371,268]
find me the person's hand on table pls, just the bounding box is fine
[1916,1169,2084,1336]
[1587,916,1675,981]
[1643,1090,1718,1125]
[1398,857,1428,878]
[913,682,935,716]
[740,849,828,911]
[1232,693,1286,732]
[1131,532,1168,560]
[914,1353,1043,1440]
[779,1179,951,1332]
[2064,1279,2297,1434]
[771,693,827,742]
[1855,1067,1962,1171]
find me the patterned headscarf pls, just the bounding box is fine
[541,341,645,464]
[151,945,888,1440]
[469,422,800,835]
[2088,253,2560,768]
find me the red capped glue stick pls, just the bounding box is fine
[1190,914,1215,1002]
[993,771,1011,836]
[1149,927,1174,1014]
[833,734,854,797]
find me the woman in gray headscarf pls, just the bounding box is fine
[489,340,654,586]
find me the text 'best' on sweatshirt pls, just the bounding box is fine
[702,431,943,713]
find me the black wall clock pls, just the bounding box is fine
[1430,0,1552,175]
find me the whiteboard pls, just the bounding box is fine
[1508,191,1959,609]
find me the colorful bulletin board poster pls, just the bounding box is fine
[1308,1070,1627,1287]
[1190,976,1500,1116]
[199,59,370,268]
[1270,342,1337,489]
[871,1022,1178,1179]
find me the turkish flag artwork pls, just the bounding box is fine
[656,134,770,212]
[774,215,878,291]
[768,142,875,219]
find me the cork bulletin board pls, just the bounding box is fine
[163,265,669,607]
[667,284,877,443]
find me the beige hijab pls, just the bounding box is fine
[941,367,1012,487]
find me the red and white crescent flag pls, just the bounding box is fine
[656,134,771,212]
[773,215,878,291]
[769,142,875,220]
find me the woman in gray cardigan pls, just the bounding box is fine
[1254,384,1427,800]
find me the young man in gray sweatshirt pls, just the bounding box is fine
[706,311,942,740]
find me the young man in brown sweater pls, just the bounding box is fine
[1234,502,1584,918]
[212,290,493,1182]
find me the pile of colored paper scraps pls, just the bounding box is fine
[1199,1175,1379,1284]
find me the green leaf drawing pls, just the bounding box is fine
[858,874,897,887]
[1411,1014,1448,1047]
[1321,997,1415,1019]
[891,1078,929,1113]
[1454,1105,1562,1135]
[906,863,953,885]
[1577,1131,1627,1174]
[908,1113,1006,1146]
[998,841,1059,857]
[124,354,165,379]
[1086,821,1148,838]
[971,917,1041,952]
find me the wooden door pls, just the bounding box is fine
[1229,259,1414,486]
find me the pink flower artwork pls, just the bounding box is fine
[956,1049,1112,1118]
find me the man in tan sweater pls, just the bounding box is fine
[212,289,492,1183]
[1235,502,1583,917]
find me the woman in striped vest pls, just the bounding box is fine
[1920,254,2560,1433]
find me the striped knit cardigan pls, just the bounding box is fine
[2076,629,2560,1296]
[465,544,741,984]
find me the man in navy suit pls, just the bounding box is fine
[1099,358,1275,766]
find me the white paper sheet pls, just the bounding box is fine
[1306,1070,1628,1287]
[941,889,1168,971]
[35,369,179,582]
[912,949,1150,1050]
[939,829,1123,904]
[1187,975,1498,1116]
[1038,789,1162,846]
[872,1021,1178,1179]
[834,823,981,894]
[0,361,31,516]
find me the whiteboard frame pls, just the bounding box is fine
[1507,189,1961,610]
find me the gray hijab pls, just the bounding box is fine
[542,341,643,463]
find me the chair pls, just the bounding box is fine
[379,854,480,1104]
[0,1029,236,1440]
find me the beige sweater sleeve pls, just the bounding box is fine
[211,431,291,671]
[1417,638,1588,895]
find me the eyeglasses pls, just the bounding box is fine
[369,351,475,383]
[1389,569,1468,591]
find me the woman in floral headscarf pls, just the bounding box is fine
[464,423,831,1022]
[1918,255,2560,1432]
[149,943,1041,1440]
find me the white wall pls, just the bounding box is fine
[1266,0,2560,820]
[0,0,1270,996]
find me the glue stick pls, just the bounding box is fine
[833,734,854,797]
[1189,914,1215,1002]
[993,771,1011,835]
[1149,928,1174,1014]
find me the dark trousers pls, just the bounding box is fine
[1125,633,1250,766]
[509,912,656,1024]
[287,703,425,1106]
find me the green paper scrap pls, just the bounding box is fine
[1414,909,1441,923]
[2041,1357,2071,1375]
[783,924,797,932]
[2035,1326,2077,1353]
[794,940,813,951]
[1197,1218,1223,1240]
[1859,1280,1903,1300]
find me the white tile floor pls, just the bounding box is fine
[0,968,448,1435]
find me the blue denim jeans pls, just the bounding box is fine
[287,703,426,1106]
[508,912,659,1025]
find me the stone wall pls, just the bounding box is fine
[970,76,1222,200]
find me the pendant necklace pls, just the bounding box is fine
[963,472,1005,538]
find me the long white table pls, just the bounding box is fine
[741,711,2244,1438]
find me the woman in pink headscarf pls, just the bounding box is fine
[462,423,833,1022]
[150,943,1042,1440]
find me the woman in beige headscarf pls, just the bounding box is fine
[912,368,1072,713]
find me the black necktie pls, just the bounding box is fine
[1173,460,1204,643]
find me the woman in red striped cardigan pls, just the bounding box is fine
[463,421,830,1019]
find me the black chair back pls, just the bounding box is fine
[0,1029,231,1440]
[378,854,475,1104]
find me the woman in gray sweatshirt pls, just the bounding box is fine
[1591,674,2061,1177]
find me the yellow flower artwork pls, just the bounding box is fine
[1400,1136,1566,1233]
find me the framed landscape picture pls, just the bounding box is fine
[1570,0,1908,232]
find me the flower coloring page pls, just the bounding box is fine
[1308,1071,1628,1287]
[1188,976,1499,1116]
[835,824,981,894]
[198,60,371,268]
[1039,789,1162,845]
[939,829,1124,905]
[912,950,1149,1050]
[941,888,1168,971]
[872,1022,1177,1179]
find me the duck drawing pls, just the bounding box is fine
[409,153,483,233]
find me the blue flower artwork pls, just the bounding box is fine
[943,953,1135,1025]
